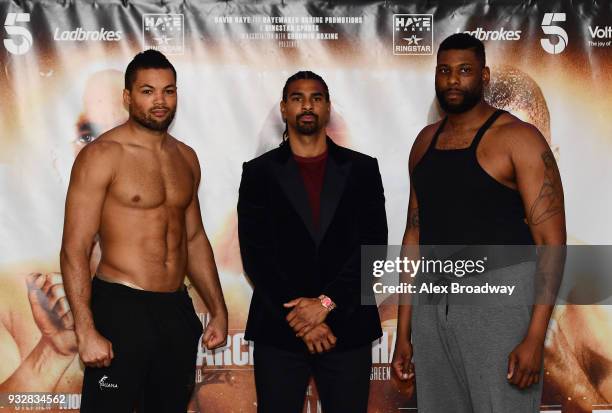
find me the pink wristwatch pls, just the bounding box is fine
[318,295,336,311]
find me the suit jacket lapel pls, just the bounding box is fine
[317,138,351,245]
[272,137,352,246]
[273,144,318,242]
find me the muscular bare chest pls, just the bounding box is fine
[110,145,194,209]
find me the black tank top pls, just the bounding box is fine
[412,110,534,245]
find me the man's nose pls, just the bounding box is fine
[448,70,460,86]
[302,99,313,111]
[153,91,166,104]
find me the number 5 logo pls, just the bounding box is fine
[4,13,32,55]
[541,13,568,54]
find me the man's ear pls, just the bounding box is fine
[123,88,131,108]
[482,66,491,87]
[280,100,286,122]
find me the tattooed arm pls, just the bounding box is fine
[504,121,566,388]
[511,123,566,237]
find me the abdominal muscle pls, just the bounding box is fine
[95,201,189,292]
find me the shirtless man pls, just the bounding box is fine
[60,50,228,413]
[392,34,566,412]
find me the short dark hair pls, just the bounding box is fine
[282,71,330,102]
[124,49,176,90]
[438,33,486,67]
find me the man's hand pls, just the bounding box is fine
[284,297,329,337]
[507,335,544,389]
[77,329,114,368]
[26,272,77,356]
[392,337,415,382]
[302,323,336,354]
[203,315,228,350]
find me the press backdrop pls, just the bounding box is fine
[0,1,611,412]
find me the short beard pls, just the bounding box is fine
[295,113,320,135]
[436,86,482,114]
[131,107,176,132]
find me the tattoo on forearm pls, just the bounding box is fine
[528,151,563,225]
[408,207,419,229]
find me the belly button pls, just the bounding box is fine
[132,195,141,203]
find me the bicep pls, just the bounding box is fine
[404,127,431,243]
[62,147,113,251]
[514,131,566,244]
[185,151,205,242]
[406,181,420,227]
[185,191,205,242]
[404,144,421,242]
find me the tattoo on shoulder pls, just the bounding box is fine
[541,151,555,168]
[528,150,563,225]
[408,207,419,229]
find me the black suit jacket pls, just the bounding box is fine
[238,137,387,352]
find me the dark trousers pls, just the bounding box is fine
[80,278,202,413]
[253,342,372,413]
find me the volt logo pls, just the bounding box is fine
[541,13,568,54]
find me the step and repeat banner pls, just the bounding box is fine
[0,0,611,412]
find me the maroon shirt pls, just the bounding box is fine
[293,150,328,229]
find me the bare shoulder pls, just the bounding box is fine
[414,121,441,145]
[173,137,201,175]
[174,138,199,164]
[72,130,122,173]
[495,113,550,154]
[409,121,442,172]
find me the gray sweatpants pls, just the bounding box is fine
[411,262,542,413]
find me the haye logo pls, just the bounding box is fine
[393,14,433,55]
[4,12,32,55]
[142,14,184,55]
[541,13,568,54]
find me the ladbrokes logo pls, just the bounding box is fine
[143,14,184,55]
[393,14,433,55]
[53,27,121,42]
[459,27,521,41]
